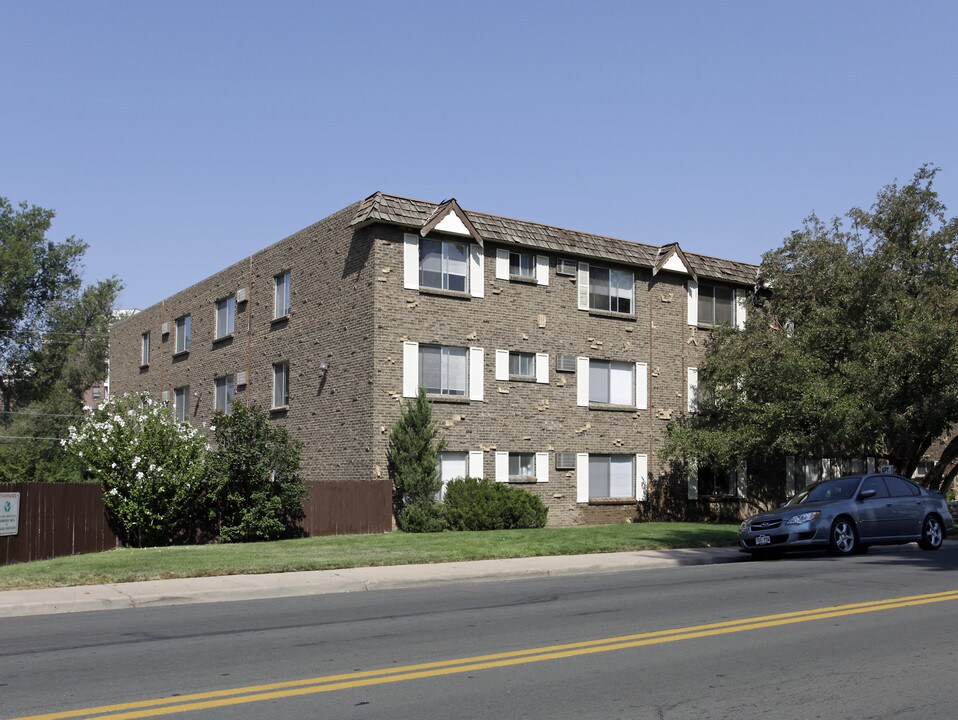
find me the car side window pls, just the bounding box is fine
[860,477,889,498]
[884,476,920,497]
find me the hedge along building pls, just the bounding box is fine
[109,193,760,530]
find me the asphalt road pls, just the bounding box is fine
[3,545,958,720]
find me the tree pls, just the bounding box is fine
[206,404,307,542]
[0,196,121,481]
[387,388,445,532]
[664,166,958,491]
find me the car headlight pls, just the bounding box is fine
[785,511,821,525]
[739,520,750,532]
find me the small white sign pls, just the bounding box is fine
[0,492,20,537]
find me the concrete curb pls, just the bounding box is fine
[0,547,744,618]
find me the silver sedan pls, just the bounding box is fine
[738,474,955,557]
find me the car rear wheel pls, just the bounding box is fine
[918,515,944,551]
[829,517,857,556]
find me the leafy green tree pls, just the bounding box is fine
[664,166,958,490]
[387,388,445,532]
[206,403,307,542]
[65,393,209,547]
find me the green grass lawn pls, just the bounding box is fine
[0,523,738,590]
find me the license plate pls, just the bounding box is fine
[755,534,771,546]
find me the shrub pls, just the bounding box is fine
[206,404,306,543]
[387,388,445,531]
[442,477,548,531]
[64,393,208,547]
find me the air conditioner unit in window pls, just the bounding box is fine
[236,288,247,303]
[556,453,576,470]
[236,371,247,386]
[556,355,577,373]
[161,390,169,403]
[160,322,169,336]
[556,258,578,276]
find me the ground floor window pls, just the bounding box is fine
[589,454,634,499]
[697,466,739,497]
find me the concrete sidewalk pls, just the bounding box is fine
[0,547,744,618]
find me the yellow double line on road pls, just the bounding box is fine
[12,588,958,720]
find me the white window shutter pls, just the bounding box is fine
[737,460,748,498]
[686,367,698,412]
[687,279,698,326]
[402,342,419,397]
[785,456,796,496]
[495,248,509,280]
[687,460,699,500]
[536,452,549,483]
[468,450,484,479]
[577,262,590,310]
[495,451,509,483]
[635,362,648,410]
[404,234,419,290]
[495,349,509,381]
[470,244,484,298]
[576,356,590,406]
[576,453,589,502]
[469,346,484,401]
[535,353,549,384]
[736,289,747,330]
[536,255,549,285]
[635,454,648,501]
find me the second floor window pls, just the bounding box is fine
[175,315,191,353]
[420,237,469,292]
[509,351,535,379]
[214,375,234,414]
[589,359,634,406]
[274,271,291,319]
[589,266,633,314]
[509,251,535,279]
[272,362,289,408]
[215,296,235,339]
[141,332,150,365]
[419,344,468,397]
[697,283,735,326]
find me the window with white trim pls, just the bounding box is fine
[420,236,469,292]
[214,375,234,414]
[509,351,535,379]
[175,315,191,353]
[589,360,634,406]
[140,331,150,366]
[215,296,235,339]
[589,455,634,499]
[174,386,189,421]
[697,465,740,497]
[272,362,289,408]
[274,271,291,319]
[590,265,633,313]
[697,283,735,326]
[509,251,535,279]
[419,344,468,397]
[509,452,536,479]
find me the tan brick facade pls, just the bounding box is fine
[110,194,759,529]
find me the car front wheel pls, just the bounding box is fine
[918,515,944,551]
[829,518,857,556]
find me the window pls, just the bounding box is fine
[419,344,468,397]
[589,266,633,314]
[697,466,740,497]
[885,475,920,497]
[420,237,469,292]
[175,315,191,353]
[509,251,535,279]
[274,271,291,319]
[214,375,234,414]
[697,283,735,326]
[589,455,634,499]
[589,360,634,406]
[140,332,150,365]
[174,386,189,421]
[509,453,536,479]
[215,296,235,340]
[272,362,289,408]
[509,351,535,379]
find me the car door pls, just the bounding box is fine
[883,475,924,538]
[856,476,896,540]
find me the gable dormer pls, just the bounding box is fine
[420,198,483,245]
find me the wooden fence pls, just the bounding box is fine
[0,479,393,566]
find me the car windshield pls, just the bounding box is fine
[787,477,862,505]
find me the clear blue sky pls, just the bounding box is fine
[3,1,956,310]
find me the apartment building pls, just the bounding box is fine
[109,193,760,528]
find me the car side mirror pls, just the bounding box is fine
[859,489,877,500]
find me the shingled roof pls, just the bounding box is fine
[351,192,758,286]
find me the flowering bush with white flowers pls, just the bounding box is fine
[64,393,209,547]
